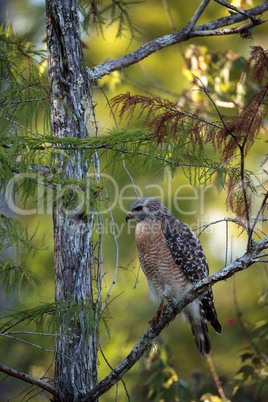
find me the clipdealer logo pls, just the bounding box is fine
[5,172,214,217]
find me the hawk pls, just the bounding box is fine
[125,197,221,355]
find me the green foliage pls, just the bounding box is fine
[0,19,50,197]
[0,297,111,340]
[0,212,46,297]
[79,0,143,39]
[0,18,50,299]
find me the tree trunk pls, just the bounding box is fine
[46,0,98,399]
[53,211,98,400]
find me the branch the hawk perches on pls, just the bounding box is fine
[126,197,221,356]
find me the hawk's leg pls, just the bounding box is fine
[148,295,178,327]
[164,294,179,317]
[148,302,168,327]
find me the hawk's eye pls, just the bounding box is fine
[134,206,143,211]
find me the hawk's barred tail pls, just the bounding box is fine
[202,298,222,334]
[188,316,211,356]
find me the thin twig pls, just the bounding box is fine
[254,253,268,258]
[8,383,34,401]
[4,97,49,105]
[192,20,258,36]
[253,258,268,263]
[248,191,268,248]
[240,143,251,237]
[101,183,120,311]
[134,263,141,290]
[231,276,266,362]
[225,220,228,267]
[206,355,228,401]
[196,217,247,237]
[24,388,44,402]
[195,76,239,145]
[207,154,241,182]
[100,86,140,198]
[247,85,268,134]
[0,334,55,352]
[196,216,266,239]
[213,0,260,23]
[99,342,130,401]
[2,331,60,336]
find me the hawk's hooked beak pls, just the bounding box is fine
[125,211,133,222]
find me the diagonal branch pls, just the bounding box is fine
[88,2,268,80]
[186,0,211,32]
[81,236,268,401]
[213,0,260,23]
[194,76,239,145]
[192,19,263,37]
[0,362,65,401]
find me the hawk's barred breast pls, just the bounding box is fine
[135,219,193,304]
[126,197,221,355]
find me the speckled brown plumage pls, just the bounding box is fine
[126,197,221,356]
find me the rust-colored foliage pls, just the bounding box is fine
[205,117,239,162]
[206,49,268,163]
[110,92,202,145]
[226,169,253,220]
[243,46,268,88]
[110,47,268,221]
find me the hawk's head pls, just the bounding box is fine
[125,197,170,223]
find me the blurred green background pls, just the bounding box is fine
[0,0,267,400]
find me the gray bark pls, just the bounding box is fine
[45,0,98,399]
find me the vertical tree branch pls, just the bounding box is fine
[245,85,268,248]
[248,191,268,250]
[240,143,251,238]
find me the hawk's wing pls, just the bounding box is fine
[162,217,221,334]
[162,217,209,282]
